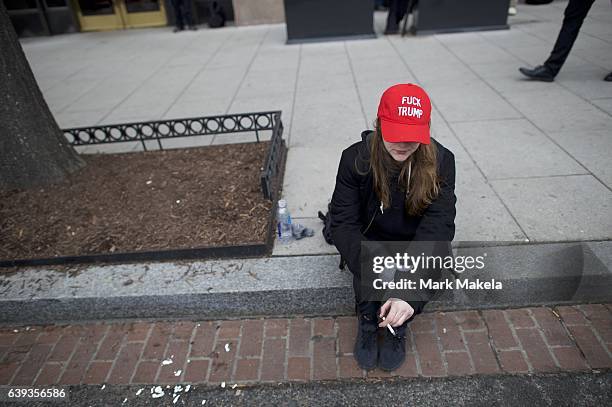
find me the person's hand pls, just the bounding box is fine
[378,298,414,328]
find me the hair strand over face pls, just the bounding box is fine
[366,119,440,216]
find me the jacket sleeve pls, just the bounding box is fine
[413,149,457,242]
[330,149,366,276]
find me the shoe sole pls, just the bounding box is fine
[377,354,405,372]
[354,356,377,371]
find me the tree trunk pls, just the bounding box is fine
[0,3,84,191]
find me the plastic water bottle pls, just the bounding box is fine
[276,199,292,243]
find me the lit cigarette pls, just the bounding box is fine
[381,316,396,336]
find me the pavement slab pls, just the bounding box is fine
[491,175,612,241]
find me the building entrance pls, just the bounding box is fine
[74,0,167,31]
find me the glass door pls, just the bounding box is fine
[74,0,123,31]
[73,0,166,31]
[119,0,166,28]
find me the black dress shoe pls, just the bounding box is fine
[519,65,555,82]
[605,72,612,82]
[378,327,406,371]
[353,313,378,370]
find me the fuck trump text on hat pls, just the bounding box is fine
[377,83,432,144]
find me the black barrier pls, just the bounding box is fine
[412,0,509,35]
[63,111,285,201]
[283,0,376,44]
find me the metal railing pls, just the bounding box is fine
[62,111,286,200]
[261,114,284,200]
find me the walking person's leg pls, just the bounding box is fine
[519,0,595,81]
[384,0,409,34]
[171,0,185,32]
[543,0,596,76]
[508,0,517,16]
[183,0,197,30]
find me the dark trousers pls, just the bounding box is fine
[544,0,595,76]
[353,271,414,336]
[384,0,411,33]
[171,0,193,29]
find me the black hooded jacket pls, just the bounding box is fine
[329,130,457,314]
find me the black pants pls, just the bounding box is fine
[384,0,413,34]
[544,0,595,76]
[352,267,414,336]
[171,0,193,30]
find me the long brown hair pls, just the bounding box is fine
[366,119,440,216]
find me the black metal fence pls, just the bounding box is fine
[63,111,285,200]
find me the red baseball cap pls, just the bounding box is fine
[377,83,432,144]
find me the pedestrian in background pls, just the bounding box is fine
[519,0,612,82]
[509,0,517,16]
[171,0,197,33]
[384,0,411,35]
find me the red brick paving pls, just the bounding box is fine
[132,360,160,384]
[497,350,529,373]
[287,356,310,381]
[413,331,446,377]
[260,337,286,382]
[0,304,609,387]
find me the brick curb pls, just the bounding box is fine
[1,304,610,387]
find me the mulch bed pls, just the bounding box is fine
[0,142,274,265]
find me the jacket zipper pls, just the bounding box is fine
[362,203,380,236]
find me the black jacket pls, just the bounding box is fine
[330,130,456,314]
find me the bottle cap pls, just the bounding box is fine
[278,199,287,208]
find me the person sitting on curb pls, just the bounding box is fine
[329,83,456,371]
[519,0,611,82]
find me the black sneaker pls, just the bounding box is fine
[378,328,406,371]
[353,313,378,370]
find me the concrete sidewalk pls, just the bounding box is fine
[18,0,612,259]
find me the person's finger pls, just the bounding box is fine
[379,313,389,328]
[378,302,394,327]
[406,303,415,318]
[387,308,400,326]
[396,312,408,327]
[379,300,391,318]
